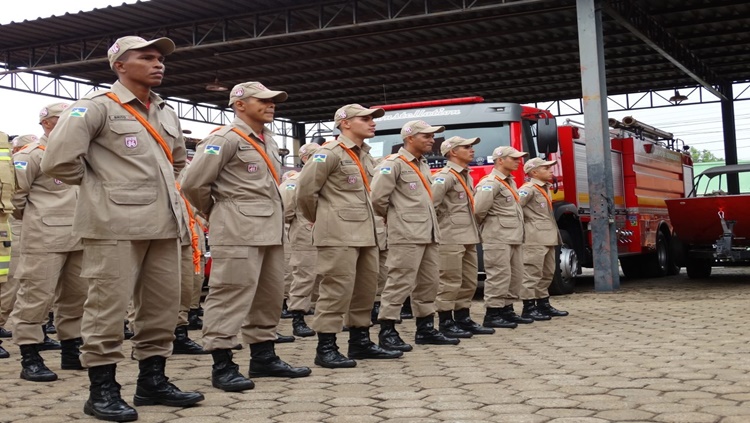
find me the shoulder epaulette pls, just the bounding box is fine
[84,90,111,100]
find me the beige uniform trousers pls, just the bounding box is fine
[522,245,555,300]
[11,250,87,345]
[436,244,478,312]
[288,249,319,312]
[0,230,21,328]
[283,244,293,300]
[177,245,194,327]
[483,244,524,308]
[201,245,284,350]
[312,246,378,334]
[79,239,180,367]
[377,243,438,321]
[190,255,205,310]
[375,249,388,300]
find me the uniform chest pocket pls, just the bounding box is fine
[109,121,148,156]
[339,165,362,190]
[451,184,469,202]
[237,148,265,178]
[399,172,422,195]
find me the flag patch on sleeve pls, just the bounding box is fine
[312,154,327,162]
[434,177,445,184]
[69,107,87,117]
[519,190,530,197]
[380,167,392,174]
[205,145,221,155]
[481,185,493,191]
[14,161,27,170]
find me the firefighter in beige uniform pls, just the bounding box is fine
[280,143,321,338]
[432,136,494,338]
[297,104,402,368]
[474,146,534,328]
[372,120,461,351]
[11,102,89,383]
[0,131,14,360]
[42,36,204,422]
[0,135,39,344]
[181,81,311,393]
[518,157,569,319]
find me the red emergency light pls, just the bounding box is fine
[373,96,485,111]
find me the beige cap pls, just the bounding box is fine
[523,157,557,174]
[228,81,287,106]
[334,104,385,128]
[400,120,445,140]
[281,170,298,182]
[12,134,39,148]
[440,136,480,156]
[39,102,69,123]
[492,146,528,160]
[299,143,321,160]
[108,36,176,69]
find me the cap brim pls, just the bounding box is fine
[252,90,288,103]
[509,151,529,158]
[467,137,481,145]
[418,125,445,134]
[364,108,386,118]
[137,38,176,56]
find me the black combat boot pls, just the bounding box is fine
[537,297,569,317]
[39,325,61,351]
[45,312,57,334]
[483,307,519,329]
[415,315,460,345]
[291,310,315,337]
[211,349,254,392]
[275,332,295,343]
[378,320,412,352]
[314,333,356,368]
[249,340,311,378]
[437,311,473,338]
[371,301,381,325]
[400,297,414,320]
[19,344,57,382]
[522,299,551,321]
[0,326,12,338]
[133,356,204,407]
[60,337,84,370]
[455,308,496,334]
[499,304,534,324]
[348,327,403,359]
[173,326,207,355]
[83,364,138,422]
[280,299,292,319]
[123,320,134,340]
[187,309,203,330]
[0,340,8,359]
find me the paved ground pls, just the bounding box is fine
[2,268,750,422]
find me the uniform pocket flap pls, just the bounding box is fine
[41,216,74,226]
[108,121,142,135]
[238,204,274,217]
[533,221,555,230]
[498,218,519,228]
[160,122,180,137]
[211,245,249,258]
[338,208,368,221]
[109,190,157,205]
[340,165,360,175]
[402,213,428,222]
[399,173,420,182]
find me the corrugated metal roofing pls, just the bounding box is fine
[1,0,748,121]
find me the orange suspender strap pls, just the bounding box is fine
[175,182,202,274]
[229,128,280,185]
[397,156,432,199]
[449,169,475,212]
[494,176,520,203]
[104,92,173,164]
[339,144,371,192]
[533,185,553,211]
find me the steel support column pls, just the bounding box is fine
[576,0,620,292]
[720,81,739,193]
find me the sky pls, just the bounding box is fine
[1,0,749,161]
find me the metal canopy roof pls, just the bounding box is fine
[1,0,748,122]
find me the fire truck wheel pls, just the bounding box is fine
[686,259,712,279]
[550,230,577,296]
[648,231,678,277]
[620,256,646,279]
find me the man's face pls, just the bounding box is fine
[41,116,60,134]
[116,47,166,87]
[531,165,554,182]
[499,155,522,172]
[237,97,276,125]
[450,143,475,164]
[405,132,435,156]
[342,115,376,139]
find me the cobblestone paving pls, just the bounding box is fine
[2,268,750,422]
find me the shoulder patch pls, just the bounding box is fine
[312,153,327,162]
[69,107,88,117]
[285,184,296,190]
[380,166,392,174]
[434,177,446,184]
[14,161,28,170]
[481,185,493,191]
[204,145,221,155]
[518,189,530,197]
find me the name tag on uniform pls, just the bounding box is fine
[205,145,221,155]
[109,115,136,121]
[434,177,445,184]
[312,154,327,162]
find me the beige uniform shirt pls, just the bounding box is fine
[474,169,525,247]
[432,161,480,245]
[371,148,440,245]
[280,171,315,252]
[296,135,377,248]
[518,178,561,246]
[41,81,186,241]
[12,136,81,253]
[181,118,283,247]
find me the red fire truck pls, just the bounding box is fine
[369,97,693,294]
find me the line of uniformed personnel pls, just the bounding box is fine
[0,34,570,423]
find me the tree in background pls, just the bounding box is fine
[689,146,723,163]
